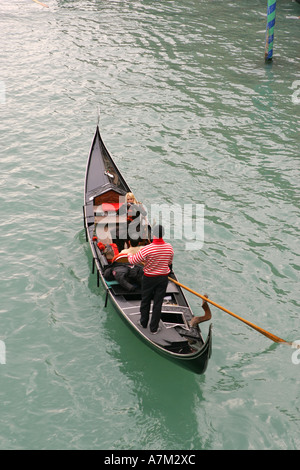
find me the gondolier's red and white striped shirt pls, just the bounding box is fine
[128,238,174,276]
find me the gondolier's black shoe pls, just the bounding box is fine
[138,320,147,328]
[150,327,161,334]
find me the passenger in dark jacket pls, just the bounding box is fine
[103,262,143,292]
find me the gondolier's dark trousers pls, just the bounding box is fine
[140,274,169,332]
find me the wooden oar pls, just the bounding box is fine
[32,0,49,7]
[168,277,292,346]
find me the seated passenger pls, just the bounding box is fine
[118,193,147,222]
[189,296,212,327]
[125,192,147,221]
[124,192,147,242]
[119,238,142,256]
[96,224,112,245]
[103,262,143,292]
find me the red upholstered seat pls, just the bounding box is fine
[101,202,123,212]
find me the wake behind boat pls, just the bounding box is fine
[83,125,212,374]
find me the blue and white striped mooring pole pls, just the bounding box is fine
[265,0,276,61]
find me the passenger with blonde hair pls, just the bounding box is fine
[125,192,137,204]
[125,192,147,220]
[118,192,147,242]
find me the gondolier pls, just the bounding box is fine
[128,224,174,333]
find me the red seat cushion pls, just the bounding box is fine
[101,202,123,212]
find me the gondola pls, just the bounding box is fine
[83,125,212,374]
